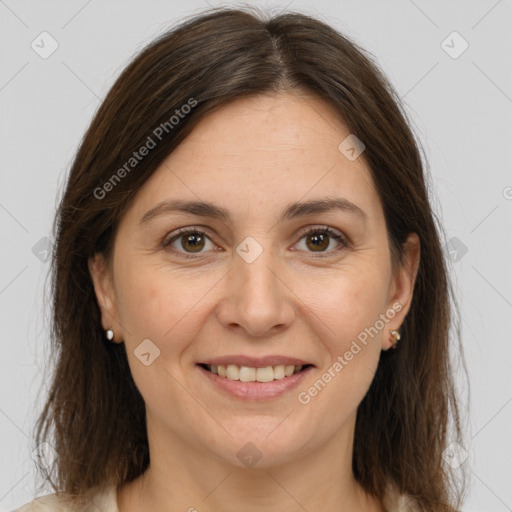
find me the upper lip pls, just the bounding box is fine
[199,355,313,367]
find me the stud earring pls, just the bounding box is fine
[389,329,400,349]
[106,327,114,341]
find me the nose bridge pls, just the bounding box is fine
[235,234,281,308]
[218,235,294,336]
[236,238,277,300]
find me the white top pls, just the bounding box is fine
[14,483,417,511]
[14,485,119,512]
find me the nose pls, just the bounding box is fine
[215,243,295,338]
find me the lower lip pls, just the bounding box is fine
[197,365,314,401]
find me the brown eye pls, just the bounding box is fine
[180,232,205,252]
[163,228,216,258]
[163,226,348,260]
[305,232,330,251]
[295,227,348,256]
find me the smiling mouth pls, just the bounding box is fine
[198,363,312,383]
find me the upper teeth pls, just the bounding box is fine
[208,364,303,382]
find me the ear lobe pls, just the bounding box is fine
[88,253,120,337]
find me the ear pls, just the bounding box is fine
[88,253,123,343]
[382,232,421,350]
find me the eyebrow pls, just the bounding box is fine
[140,197,368,226]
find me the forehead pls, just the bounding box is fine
[174,91,362,168]
[123,92,382,226]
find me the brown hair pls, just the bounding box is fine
[34,6,467,511]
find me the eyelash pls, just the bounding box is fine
[162,226,349,260]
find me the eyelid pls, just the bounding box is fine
[296,224,346,241]
[161,226,214,249]
[162,224,350,258]
[292,225,350,257]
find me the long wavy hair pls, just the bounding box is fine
[34,6,468,511]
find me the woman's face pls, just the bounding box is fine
[90,91,419,469]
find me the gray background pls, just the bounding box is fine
[1,0,511,510]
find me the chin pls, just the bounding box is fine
[206,424,312,469]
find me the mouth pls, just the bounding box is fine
[198,363,313,382]
[196,359,314,401]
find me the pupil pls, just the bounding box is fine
[180,232,330,253]
[184,234,204,252]
[309,233,328,251]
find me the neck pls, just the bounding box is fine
[117,413,383,512]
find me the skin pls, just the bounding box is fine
[89,90,420,512]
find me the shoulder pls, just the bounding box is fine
[382,483,418,511]
[13,484,118,512]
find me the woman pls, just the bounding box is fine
[16,6,467,512]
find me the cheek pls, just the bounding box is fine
[114,260,214,360]
[293,262,389,414]
[113,264,203,405]
[116,271,169,337]
[306,262,390,348]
